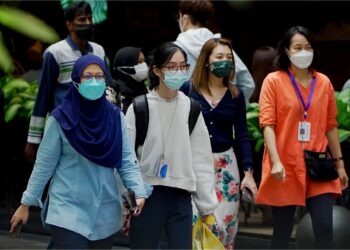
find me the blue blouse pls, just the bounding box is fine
[181,81,253,171]
[21,114,146,240]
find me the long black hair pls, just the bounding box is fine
[148,42,187,90]
[275,26,319,71]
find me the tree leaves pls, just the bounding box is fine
[0,6,59,43]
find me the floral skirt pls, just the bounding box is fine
[193,147,240,250]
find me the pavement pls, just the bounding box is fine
[0,203,296,249]
[0,229,279,250]
[0,230,129,249]
[0,230,48,249]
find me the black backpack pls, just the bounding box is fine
[132,94,201,151]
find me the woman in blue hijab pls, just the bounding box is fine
[9,55,146,249]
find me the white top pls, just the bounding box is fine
[125,90,218,215]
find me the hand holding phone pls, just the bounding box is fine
[241,187,254,203]
[122,190,137,213]
[10,221,23,238]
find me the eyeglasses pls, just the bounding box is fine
[162,63,190,72]
[81,73,105,81]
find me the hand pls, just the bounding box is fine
[10,204,29,234]
[24,143,39,163]
[201,214,216,227]
[240,170,258,199]
[336,165,349,190]
[132,198,145,216]
[271,161,286,181]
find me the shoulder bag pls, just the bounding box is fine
[304,149,339,181]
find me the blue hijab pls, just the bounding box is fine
[52,54,122,169]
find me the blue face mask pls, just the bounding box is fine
[75,78,106,101]
[163,71,188,90]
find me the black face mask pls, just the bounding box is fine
[75,24,93,40]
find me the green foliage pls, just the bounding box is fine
[0,32,14,73]
[246,102,264,153]
[60,0,108,24]
[0,5,59,74]
[335,88,350,143]
[0,76,38,123]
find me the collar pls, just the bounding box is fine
[288,67,316,79]
[66,36,93,53]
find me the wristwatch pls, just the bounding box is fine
[333,156,343,162]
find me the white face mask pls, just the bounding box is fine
[118,62,149,82]
[131,62,149,81]
[288,49,314,69]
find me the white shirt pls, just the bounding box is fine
[125,90,218,215]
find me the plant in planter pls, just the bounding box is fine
[246,102,264,182]
[0,5,59,210]
[246,102,264,153]
[335,88,350,144]
[0,77,38,122]
[0,5,59,121]
[335,88,350,208]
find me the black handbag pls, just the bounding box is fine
[304,149,339,181]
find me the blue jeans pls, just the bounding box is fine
[129,185,192,249]
[50,225,116,249]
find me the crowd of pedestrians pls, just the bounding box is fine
[5,0,349,249]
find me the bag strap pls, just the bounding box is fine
[133,93,201,154]
[189,97,201,135]
[133,94,149,152]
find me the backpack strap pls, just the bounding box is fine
[189,97,201,135]
[133,94,149,152]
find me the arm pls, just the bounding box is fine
[232,50,255,106]
[233,92,257,196]
[259,74,284,180]
[11,116,61,231]
[25,52,59,162]
[118,113,146,215]
[263,125,285,181]
[325,79,348,189]
[191,113,218,216]
[327,127,348,189]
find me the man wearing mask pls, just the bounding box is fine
[174,0,255,105]
[24,1,107,162]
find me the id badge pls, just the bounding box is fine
[298,122,311,142]
[154,154,167,178]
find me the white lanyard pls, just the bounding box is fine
[156,90,178,158]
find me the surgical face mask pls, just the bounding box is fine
[132,63,149,81]
[163,71,188,90]
[75,78,106,101]
[75,24,93,40]
[210,60,234,78]
[288,49,314,69]
[118,62,149,82]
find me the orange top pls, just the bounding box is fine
[255,70,341,206]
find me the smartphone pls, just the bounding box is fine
[241,187,254,203]
[10,221,23,238]
[122,190,137,213]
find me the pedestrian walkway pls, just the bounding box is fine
[0,205,296,249]
[0,230,129,249]
[0,230,48,249]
